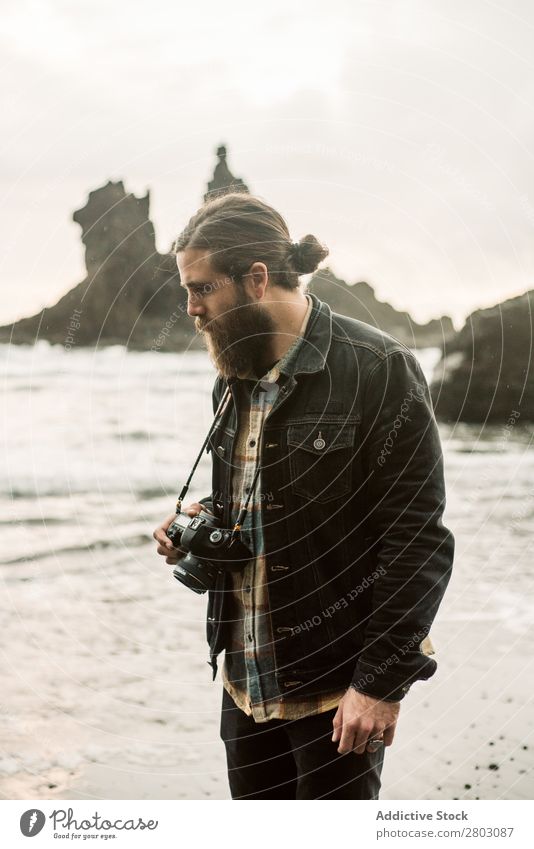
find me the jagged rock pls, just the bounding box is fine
[0,147,454,352]
[204,144,249,201]
[308,268,455,348]
[0,180,195,351]
[431,290,534,422]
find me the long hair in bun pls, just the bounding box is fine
[288,234,329,275]
[174,192,329,290]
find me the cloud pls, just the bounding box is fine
[1,0,534,327]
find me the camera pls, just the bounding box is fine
[166,509,253,594]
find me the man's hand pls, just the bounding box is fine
[332,687,400,755]
[153,502,207,565]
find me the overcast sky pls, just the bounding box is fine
[2,0,534,327]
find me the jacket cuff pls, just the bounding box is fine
[350,680,410,702]
[350,654,438,702]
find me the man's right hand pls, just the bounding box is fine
[153,502,206,565]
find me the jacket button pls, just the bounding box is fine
[216,445,225,457]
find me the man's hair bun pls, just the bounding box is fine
[175,191,329,290]
[288,234,329,275]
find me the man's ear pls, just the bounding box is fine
[244,261,269,301]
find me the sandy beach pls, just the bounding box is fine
[1,540,533,801]
[1,345,533,801]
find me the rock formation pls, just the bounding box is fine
[0,180,193,351]
[431,289,534,422]
[204,144,249,201]
[308,268,455,348]
[0,144,453,351]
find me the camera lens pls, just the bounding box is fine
[172,552,218,594]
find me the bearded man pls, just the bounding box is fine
[153,191,454,800]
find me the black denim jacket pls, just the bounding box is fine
[201,292,454,702]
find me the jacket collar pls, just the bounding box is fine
[278,291,332,378]
[224,291,332,395]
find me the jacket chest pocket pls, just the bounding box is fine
[287,421,357,503]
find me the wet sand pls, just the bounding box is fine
[1,543,532,801]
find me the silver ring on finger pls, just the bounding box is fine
[365,737,384,753]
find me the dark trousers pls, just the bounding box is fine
[220,687,385,800]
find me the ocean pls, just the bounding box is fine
[1,342,533,799]
[2,342,532,613]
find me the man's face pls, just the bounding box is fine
[177,248,276,379]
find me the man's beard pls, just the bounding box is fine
[195,288,277,379]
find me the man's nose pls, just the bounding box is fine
[187,294,205,317]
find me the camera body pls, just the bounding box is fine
[166,509,253,594]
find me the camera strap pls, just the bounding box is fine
[175,384,233,513]
[176,378,279,543]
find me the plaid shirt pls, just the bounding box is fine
[221,293,347,722]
